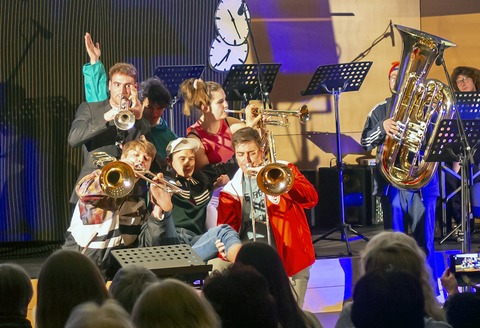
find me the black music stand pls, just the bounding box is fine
[154,65,205,134]
[111,244,212,285]
[426,118,480,252]
[302,61,373,255]
[456,92,480,119]
[222,63,281,107]
[307,132,367,158]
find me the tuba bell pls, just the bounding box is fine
[377,25,456,190]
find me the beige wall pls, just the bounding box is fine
[423,13,480,81]
[248,0,422,169]
[250,0,480,170]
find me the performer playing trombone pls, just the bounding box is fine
[63,139,172,279]
[217,127,318,308]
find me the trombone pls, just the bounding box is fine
[246,131,295,245]
[99,161,183,198]
[225,105,310,127]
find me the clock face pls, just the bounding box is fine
[209,36,249,72]
[215,0,251,46]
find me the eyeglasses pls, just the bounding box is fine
[456,77,470,85]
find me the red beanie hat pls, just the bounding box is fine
[389,61,400,77]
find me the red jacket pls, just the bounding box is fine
[217,162,317,276]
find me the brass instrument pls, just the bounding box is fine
[377,25,456,190]
[246,131,294,245]
[114,96,136,130]
[92,151,117,168]
[256,131,294,196]
[99,161,183,198]
[226,105,310,127]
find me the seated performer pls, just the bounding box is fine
[63,139,172,278]
[147,137,242,262]
[217,127,318,308]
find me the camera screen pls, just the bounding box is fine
[451,253,480,273]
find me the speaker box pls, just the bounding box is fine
[316,167,374,229]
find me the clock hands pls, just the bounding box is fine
[214,48,231,68]
[227,9,242,40]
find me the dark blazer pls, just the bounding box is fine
[68,99,150,203]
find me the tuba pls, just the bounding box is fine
[377,25,456,190]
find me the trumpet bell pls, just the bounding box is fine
[257,163,294,196]
[99,161,136,198]
[115,110,135,130]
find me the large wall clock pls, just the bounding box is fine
[209,0,251,73]
[215,0,251,46]
[209,36,249,73]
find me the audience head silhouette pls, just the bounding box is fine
[131,278,220,328]
[203,263,278,328]
[0,263,33,323]
[65,299,135,328]
[35,249,109,328]
[351,270,425,328]
[108,264,158,313]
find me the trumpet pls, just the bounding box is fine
[114,96,135,130]
[99,161,183,198]
[225,105,310,127]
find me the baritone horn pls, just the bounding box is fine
[226,105,310,127]
[114,96,136,130]
[99,161,183,198]
[377,25,456,190]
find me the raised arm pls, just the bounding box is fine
[83,32,109,102]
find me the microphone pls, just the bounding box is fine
[435,43,445,66]
[237,1,245,15]
[389,20,395,47]
[32,19,52,39]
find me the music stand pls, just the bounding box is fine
[426,118,480,252]
[302,61,373,255]
[307,132,367,158]
[222,63,281,106]
[111,244,212,285]
[154,65,205,134]
[456,92,480,119]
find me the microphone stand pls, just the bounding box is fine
[351,23,392,63]
[240,0,271,109]
[437,51,475,253]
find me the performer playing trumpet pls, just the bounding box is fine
[217,127,318,308]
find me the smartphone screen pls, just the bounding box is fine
[450,253,480,273]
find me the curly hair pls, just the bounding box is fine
[450,66,480,92]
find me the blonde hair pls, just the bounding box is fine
[65,300,135,328]
[121,139,156,160]
[179,78,223,116]
[131,279,220,328]
[360,231,445,321]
